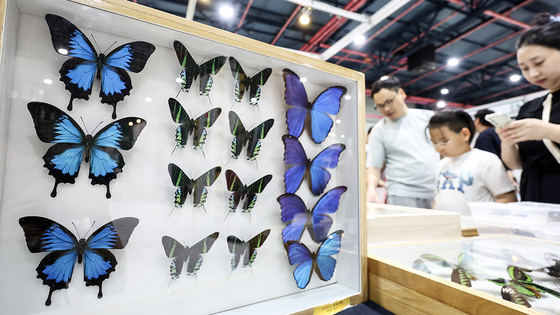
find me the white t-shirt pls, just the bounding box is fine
[434,149,514,215]
[367,109,440,199]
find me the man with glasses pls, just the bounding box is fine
[366,76,439,208]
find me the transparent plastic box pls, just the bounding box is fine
[468,201,560,241]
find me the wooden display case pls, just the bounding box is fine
[0,0,367,314]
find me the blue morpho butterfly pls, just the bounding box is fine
[228,111,274,161]
[278,186,347,244]
[228,57,272,107]
[227,229,270,272]
[173,40,227,96]
[19,216,139,306]
[284,230,343,289]
[28,102,147,198]
[168,98,221,154]
[282,68,347,144]
[45,14,156,119]
[168,163,222,211]
[161,232,219,281]
[224,169,272,218]
[282,134,345,196]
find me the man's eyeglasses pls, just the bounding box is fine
[375,94,397,110]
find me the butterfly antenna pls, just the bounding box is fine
[202,205,208,214]
[80,117,90,135]
[104,40,118,55]
[71,222,81,239]
[91,121,104,135]
[255,160,259,170]
[90,34,101,54]
[167,279,173,291]
[171,145,178,156]
[201,148,207,159]
[230,100,236,110]
[175,88,181,99]
[168,206,177,217]
[224,157,231,166]
[249,212,252,223]
[223,211,231,223]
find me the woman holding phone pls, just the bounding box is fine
[497,13,560,203]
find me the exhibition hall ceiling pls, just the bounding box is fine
[131,0,560,108]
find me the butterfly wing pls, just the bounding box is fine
[282,135,309,194]
[19,216,79,306]
[248,68,272,107]
[161,236,187,280]
[282,69,309,139]
[90,117,147,198]
[246,118,274,161]
[244,229,271,267]
[243,174,273,212]
[228,111,248,159]
[199,56,227,96]
[229,57,249,102]
[193,166,222,208]
[27,102,86,198]
[227,236,246,271]
[225,169,245,212]
[100,41,155,118]
[168,98,193,149]
[184,232,220,276]
[192,108,222,151]
[309,143,345,195]
[174,41,199,93]
[284,241,313,289]
[309,86,346,143]
[45,14,98,110]
[278,193,309,243]
[501,285,531,308]
[311,186,347,243]
[314,230,343,282]
[83,217,139,298]
[168,163,194,208]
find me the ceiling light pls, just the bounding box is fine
[145,97,152,102]
[344,95,351,100]
[58,48,68,55]
[43,79,52,84]
[219,5,234,18]
[440,88,449,95]
[299,7,312,25]
[380,75,389,81]
[447,58,459,67]
[437,101,446,108]
[510,74,522,82]
[299,77,307,83]
[353,35,365,45]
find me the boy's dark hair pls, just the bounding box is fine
[427,110,475,144]
[371,76,401,97]
[517,13,560,50]
[474,109,495,127]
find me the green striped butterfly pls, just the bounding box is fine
[227,229,270,271]
[173,41,226,96]
[228,111,274,161]
[225,169,272,214]
[167,163,221,210]
[162,232,219,280]
[229,57,272,107]
[421,253,490,287]
[168,98,221,153]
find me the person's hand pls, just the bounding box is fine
[497,119,551,144]
[367,185,382,203]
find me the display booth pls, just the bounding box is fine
[0,0,367,314]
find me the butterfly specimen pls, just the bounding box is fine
[282,68,347,144]
[45,14,155,119]
[489,265,560,308]
[284,230,343,289]
[225,169,272,214]
[420,253,491,288]
[278,186,347,243]
[161,232,219,281]
[228,57,272,107]
[282,134,345,196]
[228,111,274,161]
[19,216,139,306]
[412,259,431,274]
[168,163,221,210]
[28,102,147,198]
[227,229,270,271]
[168,98,221,153]
[173,40,227,96]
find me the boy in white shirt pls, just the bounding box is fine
[428,110,517,215]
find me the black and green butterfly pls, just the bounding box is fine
[229,57,272,107]
[228,111,274,161]
[225,169,272,214]
[227,229,270,271]
[421,253,491,287]
[173,40,226,96]
[167,163,221,210]
[168,98,221,153]
[489,265,560,307]
[161,232,219,281]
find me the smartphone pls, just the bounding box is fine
[485,112,512,128]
